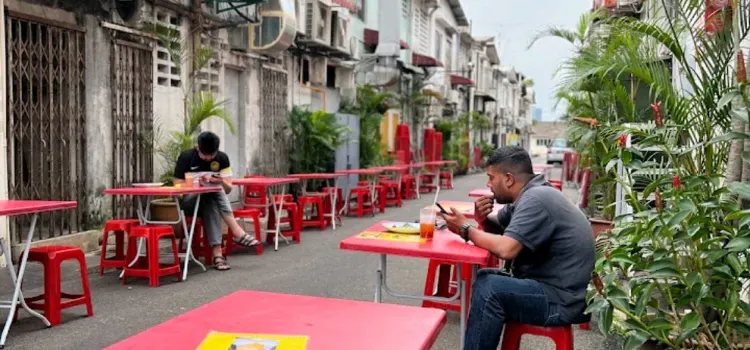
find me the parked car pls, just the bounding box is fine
[547,138,572,164]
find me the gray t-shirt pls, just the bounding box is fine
[487,174,595,323]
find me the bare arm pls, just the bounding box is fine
[466,226,523,260]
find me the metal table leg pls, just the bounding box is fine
[0,214,51,349]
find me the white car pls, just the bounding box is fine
[546,138,572,164]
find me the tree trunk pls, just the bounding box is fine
[725,119,745,184]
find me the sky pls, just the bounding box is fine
[462,0,592,121]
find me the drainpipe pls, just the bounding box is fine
[0,0,8,267]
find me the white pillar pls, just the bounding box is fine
[0,0,9,267]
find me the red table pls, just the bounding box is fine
[106,290,446,350]
[468,188,493,198]
[424,200,503,219]
[286,173,347,230]
[104,186,222,281]
[335,168,384,216]
[232,177,300,251]
[340,222,490,347]
[0,200,77,348]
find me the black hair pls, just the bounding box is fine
[197,131,220,155]
[486,146,534,176]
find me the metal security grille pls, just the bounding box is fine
[258,66,288,176]
[5,13,87,243]
[111,39,154,219]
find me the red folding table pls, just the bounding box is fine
[103,186,222,281]
[231,177,300,251]
[286,173,347,230]
[105,290,447,350]
[340,222,490,347]
[0,200,77,349]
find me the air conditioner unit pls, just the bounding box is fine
[618,0,642,6]
[295,0,306,35]
[304,0,332,46]
[309,56,328,86]
[349,37,361,60]
[449,90,460,105]
[246,0,298,54]
[331,7,350,54]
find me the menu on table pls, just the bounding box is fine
[358,231,425,243]
[197,332,308,350]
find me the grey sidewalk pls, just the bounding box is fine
[0,168,616,349]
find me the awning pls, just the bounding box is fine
[332,0,357,12]
[363,29,410,49]
[450,74,474,86]
[412,53,443,67]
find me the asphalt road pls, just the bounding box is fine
[0,165,615,349]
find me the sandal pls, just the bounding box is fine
[233,233,261,248]
[213,256,231,271]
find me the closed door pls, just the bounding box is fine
[224,69,242,203]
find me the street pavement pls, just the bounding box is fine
[0,165,616,349]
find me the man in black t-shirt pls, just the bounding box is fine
[174,131,260,271]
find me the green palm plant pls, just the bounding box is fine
[288,107,348,175]
[347,85,398,168]
[533,1,750,348]
[144,21,236,184]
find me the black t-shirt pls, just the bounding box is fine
[174,149,232,180]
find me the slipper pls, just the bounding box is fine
[213,256,230,271]
[233,233,261,248]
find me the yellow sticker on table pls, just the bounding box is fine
[197,331,309,350]
[358,231,425,243]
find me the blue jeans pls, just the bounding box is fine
[464,269,565,350]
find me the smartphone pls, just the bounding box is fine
[435,202,449,214]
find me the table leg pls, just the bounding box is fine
[375,254,385,303]
[329,178,340,230]
[271,186,290,251]
[0,214,51,349]
[369,175,377,217]
[177,195,206,281]
[459,262,467,350]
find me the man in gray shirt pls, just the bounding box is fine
[441,146,595,350]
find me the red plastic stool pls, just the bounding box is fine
[378,180,402,207]
[224,209,264,256]
[347,187,374,217]
[374,185,387,213]
[17,246,93,326]
[422,260,475,319]
[439,171,453,189]
[401,175,417,199]
[99,219,140,275]
[579,322,591,330]
[298,194,327,230]
[122,225,181,287]
[501,323,574,350]
[420,174,437,193]
[267,199,301,244]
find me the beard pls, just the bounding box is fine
[493,191,514,204]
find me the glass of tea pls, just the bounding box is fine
[184,173,195,188]
[419,208,436,240]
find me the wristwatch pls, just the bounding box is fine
[459,223,472,242]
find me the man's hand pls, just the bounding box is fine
[474,195,494,223]
[201,174,223,184]
[440,207,469,236]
